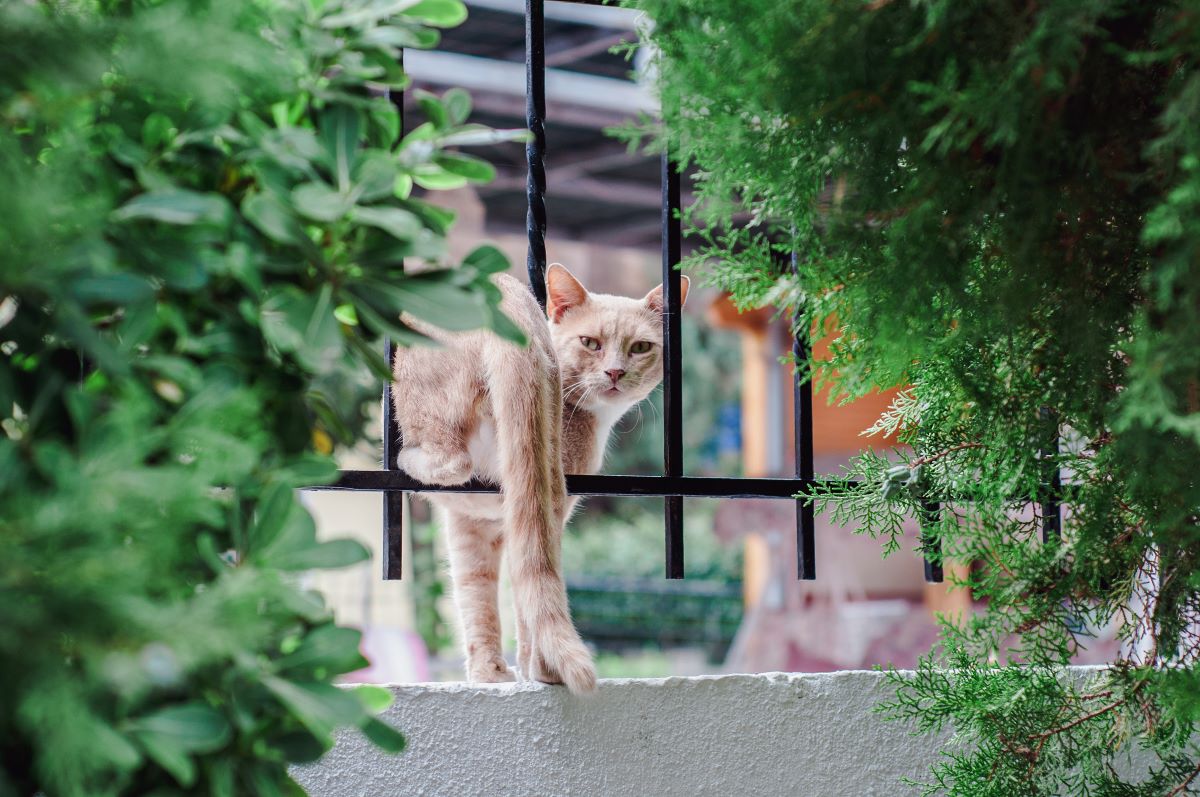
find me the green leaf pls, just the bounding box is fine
[322,0,423,29]
[277,454,341,487]
[353,152,400,202]
[360,717,406,753]
[207,758,235,797]
[366,275,490,330]
[257,128,324,174]
[142,112,176,150]
[402,199,456,235]
[292,182,352,222]
[129,704,231,754]
[394,173,414,199]
[438,125,531,147]
[345,320,418,381]
[487,305,528,346]
[443,88,472,125]
[250,484,367,573]
[134,731,196,787]
[359,25,440,51]
[415,91,448,130]
[353,685,394,713]
[69,274,157,305]
[403,0,468,27]
[320,106,362,192]
[277,625,368,676]
[269,538,370,571]
[262,678,367,741]
[351,205,422,240]
[434,152,495,183]
[272,731,330,764]
[412,168,468,190]
[91,724,144,774]
[243,192,308,245]
[113,189,230,226]
[463,244,509,275]
[399,121,438,147]
[332,302,358,327]
[128,703,231,787]
[249,482,299,554]
[260,284,345,372]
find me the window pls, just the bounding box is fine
[324,0,953,586]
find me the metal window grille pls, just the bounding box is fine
[323,0,1063,584]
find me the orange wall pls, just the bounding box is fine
[806,331,900,457]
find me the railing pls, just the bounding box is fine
[311,0,1066,585]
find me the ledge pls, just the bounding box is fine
[294,671,946,797]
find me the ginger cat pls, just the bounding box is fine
[392,264,689,693]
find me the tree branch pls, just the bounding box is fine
[911,441,986,468]
[1032,698,1126,740]
[1167,759,1200,797]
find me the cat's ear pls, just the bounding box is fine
[643,275,690,314]
[546,263,588,322]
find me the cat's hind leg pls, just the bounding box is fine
[443,509,515,684]
[396,445,472,486]
[391,341,478,486]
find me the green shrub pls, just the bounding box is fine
[634,1,1200,793]
[0,0,521,794]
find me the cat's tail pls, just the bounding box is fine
[486,340,597,695]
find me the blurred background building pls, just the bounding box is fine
[302,0,1116,682]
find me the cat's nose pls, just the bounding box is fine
[605,369,625,386]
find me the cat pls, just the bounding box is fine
[391,263,689,694]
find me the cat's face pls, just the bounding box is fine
[544,263,689,418]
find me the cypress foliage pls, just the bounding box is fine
[634,1,1200,793]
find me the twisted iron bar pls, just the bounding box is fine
[525,0,548,308]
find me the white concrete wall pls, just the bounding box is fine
[295,671,946,797]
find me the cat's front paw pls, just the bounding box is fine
[467,656,517,684]
[397,446,472,486]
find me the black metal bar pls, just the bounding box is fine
[1039,407,1062,544]
[326,471,840,498]
[919,499,944,583]
[381,341,404,580]
[381,71,405,581]
[525,0,548,308]
[662,154,684,578]
[791,252,816,580]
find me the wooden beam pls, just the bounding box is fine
[574,218,662,246]
[465,0,641,30]
[552,145,648,180]
[402,50,654,114]
[481,168,692,210]
[419,85,638,132]
[545,32,630,67]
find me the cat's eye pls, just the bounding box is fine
[580,336,601,351]
[629,341,653,355]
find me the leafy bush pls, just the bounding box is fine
[634,1,1200,794]
[0,0,521,794]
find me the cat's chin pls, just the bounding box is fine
[588,391,642,418]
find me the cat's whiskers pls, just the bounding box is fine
[563,381,601,429]
[627,400,646,442]
[561,378,593,417]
